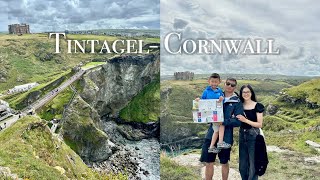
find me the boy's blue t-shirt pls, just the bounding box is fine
[201,86,223,99]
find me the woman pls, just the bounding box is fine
[236,84,264,180]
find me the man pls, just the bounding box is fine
[200,77,244,180]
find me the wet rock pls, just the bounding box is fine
[117,124,148,141]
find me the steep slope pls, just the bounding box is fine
[0,116,126,179]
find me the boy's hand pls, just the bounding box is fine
[195,97,200,101]
[218,96,224,103]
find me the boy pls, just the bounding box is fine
[197,73,231,153]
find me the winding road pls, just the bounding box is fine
[0,64,104,132]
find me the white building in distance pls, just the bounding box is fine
[7,82,39,94]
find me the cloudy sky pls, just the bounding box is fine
[0,0,159,32]
[161,0,320,76]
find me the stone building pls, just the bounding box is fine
[8,24,30,34]
[174,71,194,80]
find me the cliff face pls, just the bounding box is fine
[61,53,160,177]
[80,53,160,118]
[62,96,114,163]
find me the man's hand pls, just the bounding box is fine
[236,115,247,122]
[218,96,224,103]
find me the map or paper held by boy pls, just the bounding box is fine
[192,99,224,123]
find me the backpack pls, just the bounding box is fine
[255,134,269,176]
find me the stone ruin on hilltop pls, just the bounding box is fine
[8,24,30,34]
[174,71,194,80]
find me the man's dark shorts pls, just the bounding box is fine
[199,139,231,164]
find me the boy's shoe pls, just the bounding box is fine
[208,147,221,153]
[217,142,231,149]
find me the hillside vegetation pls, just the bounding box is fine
[120,74,160,123]
[0,33,159,93]
[0,116,127,179]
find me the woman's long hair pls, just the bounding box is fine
[239,84,257,103]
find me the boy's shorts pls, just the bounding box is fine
[199,139,231,164]
[212,123,219,132]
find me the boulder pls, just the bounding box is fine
[266,104,278,115]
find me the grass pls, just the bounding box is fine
[37,87,74,121]
[283,78,320,104]
[120,75,160,123]
[265,130,320,155]
[160,153,200,180]
[0,33,149,92]
[0,116,127,179]
[4,71,72,110]
[82,62,106,69]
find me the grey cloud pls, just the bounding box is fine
[290,47,304,59]
[161,0,320,76]
[259,56,270,64]
[173,18,188,29]
[306,56,319,65]
[2,0,159,32]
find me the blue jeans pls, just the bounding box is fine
[239,128,259,180]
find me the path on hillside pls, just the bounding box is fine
[29,69,85,111]
[0,64,105,132]
[172,145,320,180]
[172,153,241,180]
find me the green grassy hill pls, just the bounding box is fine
[0,116,126,179]
[264,77,320,154]
[283,78,320,104]
[0,33,159,93]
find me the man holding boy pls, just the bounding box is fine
[199,77,244,180]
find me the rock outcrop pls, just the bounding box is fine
[62,53,160,178]
[80,53,160,118]
[278,94,319,109]
[62,96,113,163]
[0,100,11,117]
[266,104,278,115]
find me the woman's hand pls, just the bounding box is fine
[236,115,247,122]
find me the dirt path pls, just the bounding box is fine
[172,153,241,180]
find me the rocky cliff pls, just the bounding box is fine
[62,52,160,178]
[80,53,159,118]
